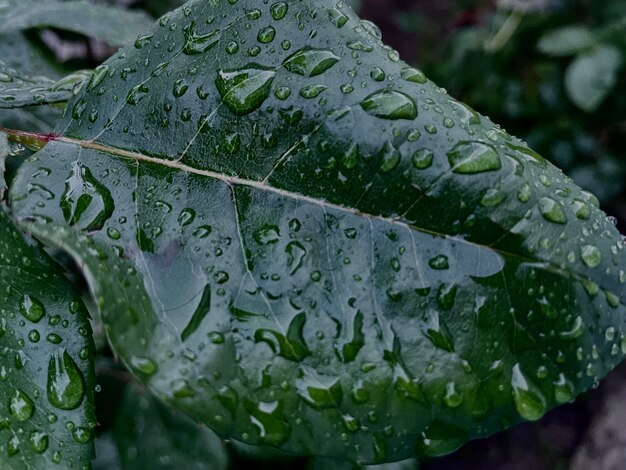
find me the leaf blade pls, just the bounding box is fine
[7,0,626,464]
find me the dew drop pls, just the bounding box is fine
[257,26,276,44]
[129,356,157,376]
[581,245,602,268]
[215,64,276,115]
[447,141,501,174]
[47,351,86,410]
[412,149,434,169]
[283,47,339,77]
[20,295,45,323]
[183,22,220,55]
[539,197,567,224]
[28,431,48,454]
[9,389,35,421]
[360,90,418,120]
[271,2,289,20]
[511,363,546,421]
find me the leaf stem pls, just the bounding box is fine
[0,127,60,152]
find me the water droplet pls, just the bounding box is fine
[360,90,418,120]
[226,41,239,54]
[379,141,400,172]
[511,364,546,421]
[9,389,35,421]
[178,208,196,226]
[444,382,463,408]
[517,184,531,202]
[254,313,310,361]
[60,162,115,231]
[560,316,584,340]
[254,225,281,245]
[130,356,157,376]
[47,351,86,410]
[285,241,307,274]
[245,8,262,20]
[244,399,291,446]
[412,149,434,169]
[329,7,349,28]
[20,295,45,323]
[215,64,276,115]
[581,245,601,268]
[539,197,567,224]
[447,141,501,174]
[481,188,506,207]
[86,65,109,92]
[183,22,220,55]
[370,67,386,81]
[299,84,327,99]
[401,66,427,84]
[28,431,48,454]
[71,427,91,444]
[283,47,339,77]
[126,84,149,105]
[271,2,289,20]
[572,199,590,220]
[274,86,291,100]
[257,26,276,44]
[416,421,467,457]
[421,310,454,352]
[429,255,449,270]
[553,374,574,403]
[173,78,189,98]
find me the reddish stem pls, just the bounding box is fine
[0,127,60,152]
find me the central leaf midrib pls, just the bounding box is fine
[47,134,612,299]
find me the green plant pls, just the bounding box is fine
[1,0,625,468]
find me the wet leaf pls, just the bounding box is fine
[7,0,626,464]
[0,0,154,48]
[0,209,95,468]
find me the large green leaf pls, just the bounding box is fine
[0,0,154,48]
[6,0,626,464]
[0,207,96,468]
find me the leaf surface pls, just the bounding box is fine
[7,0,626,463]
[0,0,154,48]
[0,208,96,468]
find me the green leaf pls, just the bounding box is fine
[7,0,626,463]
[565,45,623,111]
[0,209,96,468]
[537,25,597,57]
[0,0,154,48]
[0,63,91,109]
[112,382,228,469]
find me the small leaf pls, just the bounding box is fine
[537,25,596,57]
[565,45,622,111]
[0,62,91,109]
[0,209,96,469]
[112,383,228,470]
[0,0,154,48]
